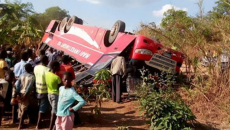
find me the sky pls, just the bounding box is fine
[18,0,217,32]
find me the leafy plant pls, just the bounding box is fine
[138,70,195,130]
[87,69,111,117]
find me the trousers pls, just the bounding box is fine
[112,74,121,103]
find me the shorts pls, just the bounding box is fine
[18,98,29,118]
[39,97,49,113]
[48,94,58,114]
[55,114,75,130]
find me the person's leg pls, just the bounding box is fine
[112,75,116,102]
[55,116,62,130]
[115,75,121,103]
[49,113,56,130]
[62,114,75,130]
[18,100,28,129]
[12,105,19,124]
[18,110,26,129]
[0,106,3,126]
[28,97,38,124]
[36,97,49,129]
[36,112,43,129]
[48,94,58,130]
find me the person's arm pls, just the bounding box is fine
[15,77,21,93]
[110,60,114,72]
[57,77,62,88]
[69,67,76,80]
[122,57,126,78]
[69,90,86,112]
[25,76,35,95]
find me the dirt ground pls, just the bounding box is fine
[0,100,149,130]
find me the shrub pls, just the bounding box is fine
[138,70,196,130]
[87,69,111,117]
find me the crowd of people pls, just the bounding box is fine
[0,45,86,130]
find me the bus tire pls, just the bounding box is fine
[109,20,125,43]
[65,16,83,32]
[104,20,125,47]
[58,17,69,32]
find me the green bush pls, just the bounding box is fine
[138,70,196,130]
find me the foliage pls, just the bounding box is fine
[136,0,230,127]
[0,0,69,46]
[31,6,69,30]
[0,0,42,45]
[137,70,195,130]
[213,0,230,16]
[86,69,111,117]
[161,8,193,30]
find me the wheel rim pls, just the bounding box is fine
[110,24,118,36]
[67,18,73,26]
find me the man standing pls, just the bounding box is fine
[13,51,28,123]
[46,48,55,67]
[56,55,76,82]
[110,56,126,103]
[34,50,45,65]
[15,64,35,129]
[34,56,49,129]
[27,49,35,68]
[45,61,61,130]
[13,52,28,79]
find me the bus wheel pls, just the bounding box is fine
[65,16,83,32]
[58,17,69,32]
[104,20,125,47]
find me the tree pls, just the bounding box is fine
[31,6,69,30]
[0,0,41,46]
[213,0,230,16]
[161,8,193,30]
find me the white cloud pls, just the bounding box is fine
[78,0,100,4]
[153,4,188,17]
[78,0,158,7]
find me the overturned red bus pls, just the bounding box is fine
[38,16,184,86]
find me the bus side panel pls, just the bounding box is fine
[44,34,103,66]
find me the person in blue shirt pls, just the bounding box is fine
[13,52,28,79]
[12,51,28,124]
[55,72,86,130]
[15,63,35,129]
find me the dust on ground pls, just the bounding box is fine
[0,100,148,130]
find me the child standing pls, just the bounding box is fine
[55,72,86,130]
[15,63,35,129]
[45,61,61,130]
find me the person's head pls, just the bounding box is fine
[62,55,70,64]
[0,49,7,59]
[21,51,28,61]
[58,51,64,56]
[39,50,45,57]
[6,47,12,52]
[63,72,73,88]
[40,55,49,66]
[49,47,53,53]
[27,49,33,58]
[50,61,60,72]
[25,63,33,73]
[6,50,13,58]
[4,70,15,82]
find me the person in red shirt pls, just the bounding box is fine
[56,55,75,83]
